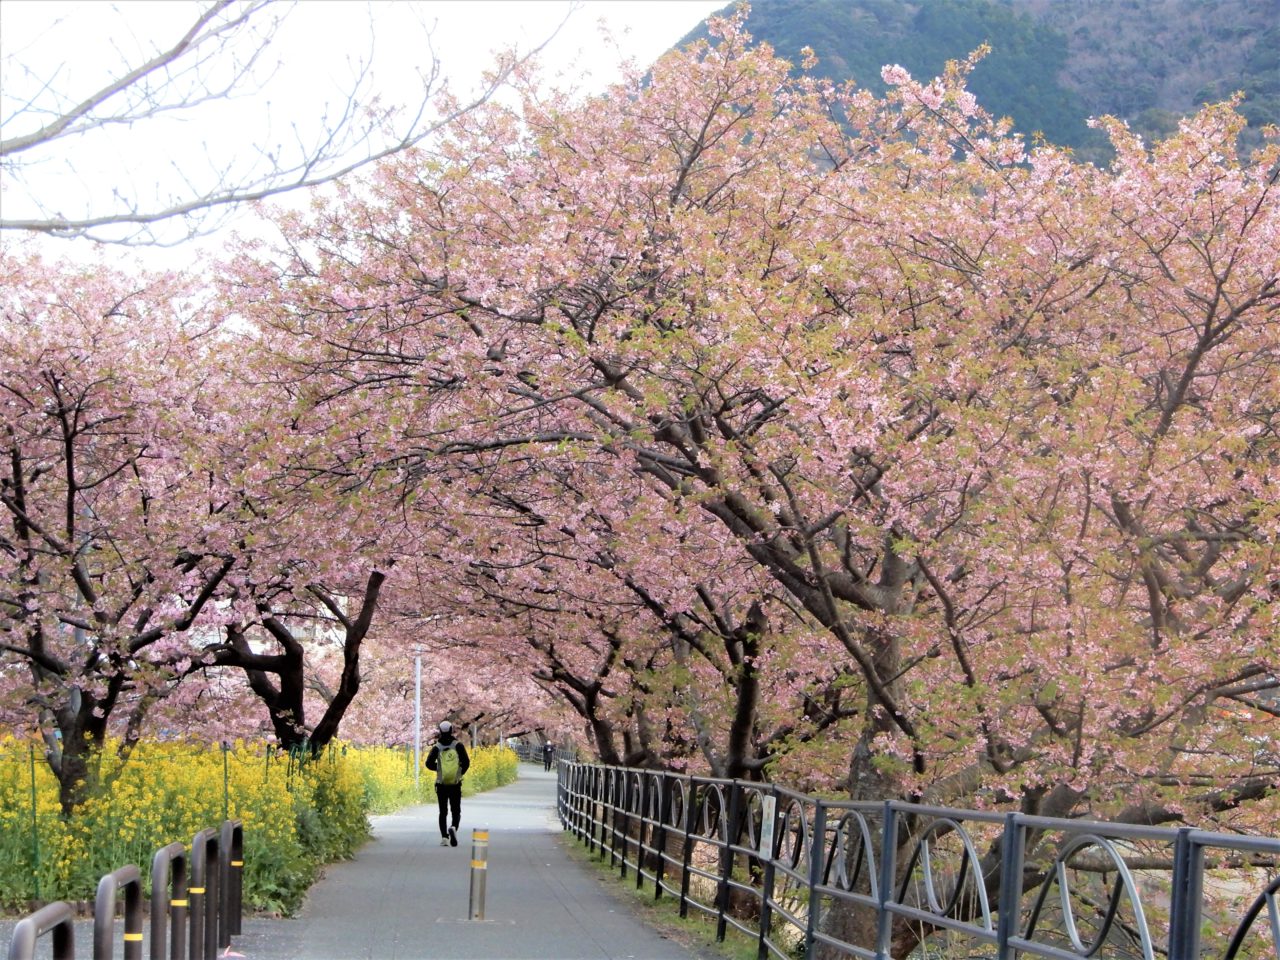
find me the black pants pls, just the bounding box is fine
[436,782,462,836]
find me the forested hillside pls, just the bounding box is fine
[680,0,1278,158]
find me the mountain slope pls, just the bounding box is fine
[677,0,1278,156]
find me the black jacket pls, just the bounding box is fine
[425,735,471,780]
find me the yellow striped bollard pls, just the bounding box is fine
[468,829,489,921]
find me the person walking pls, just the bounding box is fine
[542,741,554,772]
[425,720,470,846]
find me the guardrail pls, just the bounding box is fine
[557,762,1280,960]
[6,820,244,960]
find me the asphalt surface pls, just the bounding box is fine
[3,764,717,960]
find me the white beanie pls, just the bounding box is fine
[438,721,452,734]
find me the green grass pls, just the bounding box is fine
[557,832,766,960]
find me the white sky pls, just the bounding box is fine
[0,0,727,264]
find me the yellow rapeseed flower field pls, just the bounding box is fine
[0,735,518,915]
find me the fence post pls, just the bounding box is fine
[555,760,564,825]
[150,841,188,960]
[585,768,597,855]
[1167,828,1198,960]
[635,774,648,891]
[574,762,584,836]
[188,828,219,960]
[678,780,697,920]
[756,792,778,960]
[6,901,75,960]
[219,820,244,946]
[616,771,629,880]
[994,812,1022,960]
[609,769,622,870]
[596,767,607,857]
[560,763,571,833]
[873,801,898,960]
[562,760,572,825]
[652,773,671,902]
[715,783,742,943]
[94,864,144,960]
[803,803,827,959]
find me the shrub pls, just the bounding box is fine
[0,736,521,916]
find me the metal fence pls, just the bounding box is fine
[6,819,243,960]
[557,762,1280,960]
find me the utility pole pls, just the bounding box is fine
[413,652,422,789]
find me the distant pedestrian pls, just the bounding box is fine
[426,720,470,846]
[542,741,554,771]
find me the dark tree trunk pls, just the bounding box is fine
[309,572,385,751]
[213,571,386,753]
[722,601,766,781]
[219,619,308,748]
[50,699,93,816]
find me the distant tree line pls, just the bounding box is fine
[684,0,1279,160]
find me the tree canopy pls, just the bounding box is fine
[2,9,1277,866]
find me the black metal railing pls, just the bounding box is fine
[557,762,1280,960]
[6,820,244,960]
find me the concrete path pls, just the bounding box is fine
[4,764,717,960]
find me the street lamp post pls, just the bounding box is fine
[413,652,422,790]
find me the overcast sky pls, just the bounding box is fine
[0,0,726,264]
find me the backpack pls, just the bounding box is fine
[437,743,461,785]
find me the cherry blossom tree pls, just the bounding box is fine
[220,292,856,775]
[431,455,858,779]
[0,250,244,810]
[227,12,1278,954]
[1,248,414,807]
[178,315,424,756]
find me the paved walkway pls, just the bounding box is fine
[4,764,717,960]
